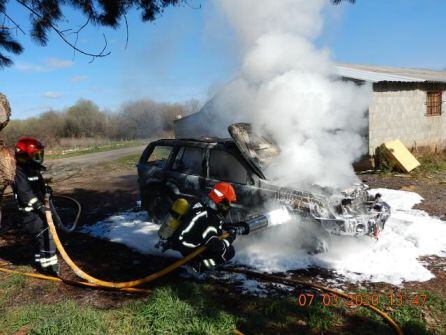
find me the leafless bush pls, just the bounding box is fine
[2,98,201,148]
[55,137,113,149]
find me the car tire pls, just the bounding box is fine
[142,186,174,224]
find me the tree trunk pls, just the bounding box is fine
[0,93,11,132]
[0,93,14,227]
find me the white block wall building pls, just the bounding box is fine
[338,64,446,155]
[175,64,446,157]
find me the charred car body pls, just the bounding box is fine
[137,123,390,247]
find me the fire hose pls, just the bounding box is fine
[0,194,404,335]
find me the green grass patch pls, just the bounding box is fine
[0,272,27,306]
[1,272,445,335]
[0,282,239,335]
[46,140,148,160]
[0,300,110,335]
[413,153,446,176]
[117,285,238,335]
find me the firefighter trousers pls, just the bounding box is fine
[20,211,58,273]
[177,236,235,271]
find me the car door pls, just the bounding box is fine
[137,143,175,187]
[205,147,263,222]
[166,145,207,201]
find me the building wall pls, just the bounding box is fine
[368,88,446,154]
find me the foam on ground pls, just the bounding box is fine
[81,189,446,285]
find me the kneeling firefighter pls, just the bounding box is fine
[12,137,59,276]
[158,182,250,272]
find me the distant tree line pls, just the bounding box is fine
[2,99,201,147]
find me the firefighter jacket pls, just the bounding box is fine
[13,162,46,213]
[170,200,235,262]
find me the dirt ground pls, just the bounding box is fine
[1,156,445,333]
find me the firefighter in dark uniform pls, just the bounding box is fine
[13,137,59,276]
[169,182,249,272]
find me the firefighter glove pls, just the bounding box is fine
[45,185,53,196]
[33,200,46,216]
[225,222,250,235]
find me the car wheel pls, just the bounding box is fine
[143,186,174,224]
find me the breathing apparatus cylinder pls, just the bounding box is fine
[158,198,190,240]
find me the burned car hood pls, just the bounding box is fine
[228,123,280,179]
[228,122,391,238]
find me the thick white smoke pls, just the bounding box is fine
[213,0,371,189]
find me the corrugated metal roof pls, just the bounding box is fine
[336,63,446,83]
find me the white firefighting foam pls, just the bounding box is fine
[82,189,446,285]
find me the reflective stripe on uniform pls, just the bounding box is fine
[182,241,199,248]
[19,206,34,212]
[28,176,39,181]
[39,255,58,268]
[204,235,218,245]
[213,189,223,197]
[222,245,232,261]
[202,226,218,239]
[192,202,202,209]
[28,197,38,207]
[223,239,230,248]
[179,211,207,240]
[203,258,216,268]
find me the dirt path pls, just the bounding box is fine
[46,145,146,169]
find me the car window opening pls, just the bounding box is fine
[172,146,204,176]
[209,149,248,185]
[147,145,173,168]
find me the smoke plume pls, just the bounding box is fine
[213,0,371,190]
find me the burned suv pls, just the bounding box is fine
[137,123,390,241]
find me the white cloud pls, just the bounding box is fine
[70,75,88,82]
[46,57,73,69]
[15,57,74,73]
[44,91,62,99]
[15,63,46,73]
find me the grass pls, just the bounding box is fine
[0,279,239,335]
[413,153,446,177]
[1,268,445,335]
[46,139,148,160]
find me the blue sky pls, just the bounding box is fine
[1,0,446,119]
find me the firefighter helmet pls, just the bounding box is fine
[15,137,45,164]
[208,182,237,204]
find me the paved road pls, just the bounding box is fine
[46,145,146,170]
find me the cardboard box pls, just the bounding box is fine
[380,140,420,173]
